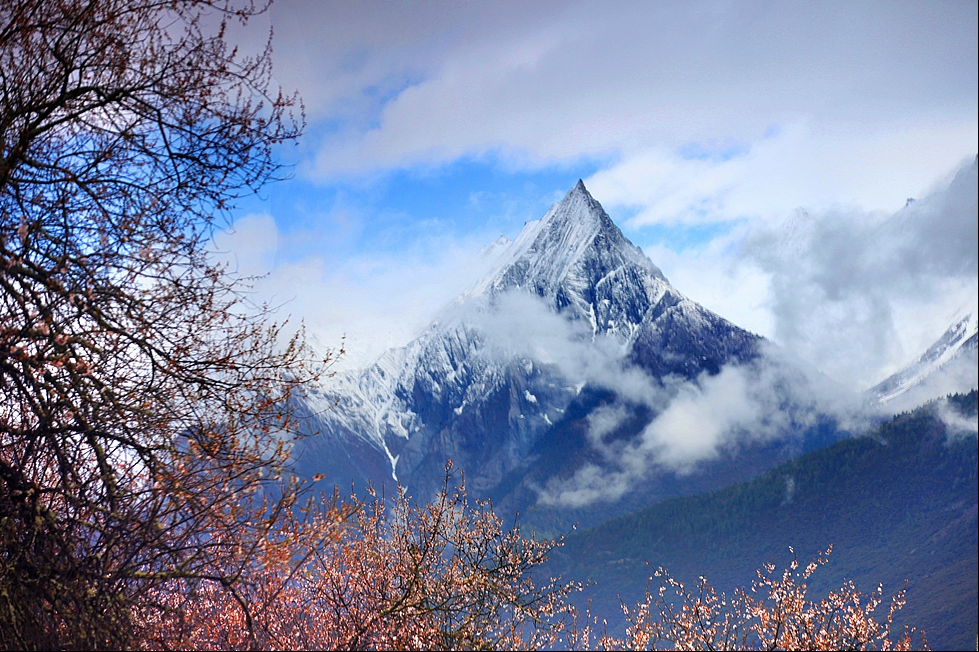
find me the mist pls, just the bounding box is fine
[741,157,978,391]
[464,292,872,507]
[938,394,979,439]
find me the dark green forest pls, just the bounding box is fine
[549,390,978,650]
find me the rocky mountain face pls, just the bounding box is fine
[297,182,770,509]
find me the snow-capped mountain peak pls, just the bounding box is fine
[487,180,663,292]
[468,181,670,342]
[301,181,759,499]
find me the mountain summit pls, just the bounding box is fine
[468,181,672,346]
[299,181,761,505]
[481,181,664,301]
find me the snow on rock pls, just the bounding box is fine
[300,181,760,497]
[871,312,979,406]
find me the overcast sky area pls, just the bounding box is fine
[217,0,978,390]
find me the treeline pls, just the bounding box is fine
[554,390,978,649]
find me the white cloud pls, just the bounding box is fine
[606,152,978,393]
[211,216,519,371]
[641,234,774,339]
[209,213,279,279]
[937,392,979,439]
[475,292,669,408]
[277,249,508,370]
[742,158,978,390]
[642,364,765,469]
[588,120,978,225]
[537,342,872,507]
[260,0,976,187]
[466,293,871,506]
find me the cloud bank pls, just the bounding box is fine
[536,345,871,507]
[742,157,978,390]
[464,293,870,507]
[263,1,976,182]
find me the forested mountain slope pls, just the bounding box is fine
[548,391,978,650]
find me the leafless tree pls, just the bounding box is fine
[0,1,322,648]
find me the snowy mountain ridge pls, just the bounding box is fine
[299,181,760,498]
[870,311,978,405]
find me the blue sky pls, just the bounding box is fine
[218,0,978,388]
[245,155,607,263]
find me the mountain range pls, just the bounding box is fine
[294,168,978,649]
[297,181,854,526]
